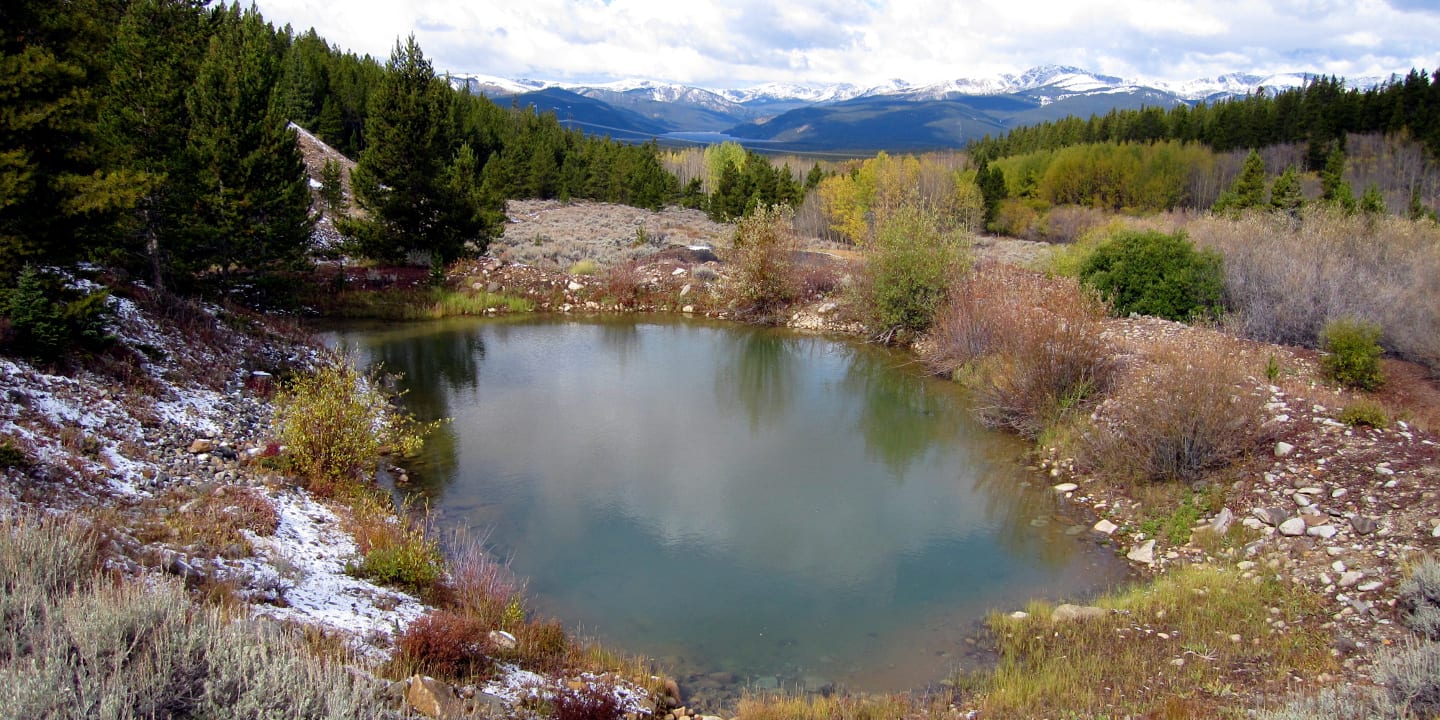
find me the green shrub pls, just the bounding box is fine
[567,259,600,276]
[1320,317,1385,390]
[272,354,431,495]
[344,495,445,595]
[1078,229,1225,321]
[856,203,967,342]
[1339,399,1389,427]
[0,439,31,470]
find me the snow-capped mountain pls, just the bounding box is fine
[453,64,1395,151]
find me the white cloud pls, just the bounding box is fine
[254,0,1440,88]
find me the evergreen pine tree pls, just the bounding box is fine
[342,36,497,264]
[99,0,211,290]
[1214,149,1267,213]
[1268,165,1304,215]
[319,158,346,215]
[1320,145,1357,213]
[1,0,138,277]
[183,3,312,289]
[1359,183,1386,215]
[975,160,1008,227]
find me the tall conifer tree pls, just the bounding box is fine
[342,36,496,264]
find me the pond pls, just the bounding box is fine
[325,316,1127,700]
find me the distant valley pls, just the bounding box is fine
[450,65,1388,153]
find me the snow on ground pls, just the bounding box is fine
[243,490,428,655]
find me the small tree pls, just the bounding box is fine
[1214,149,1267,213]
[1268,165,1304,215]
[1320,146,1357,213]
[726,205,801,320]
[1360,183,1386,215]
[319,158,346,215]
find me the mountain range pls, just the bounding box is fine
[451,65,1389,154]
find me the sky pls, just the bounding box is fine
[253,0,1440,89]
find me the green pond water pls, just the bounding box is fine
[325,316,1126,698]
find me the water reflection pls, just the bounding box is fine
[327,317,1126,689]
[715,328,799,432]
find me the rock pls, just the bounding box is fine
[1237,560,1257,571]
[1358,581,1383,592]
[1278,517,1307,536]
[406,676,464,719]
[1092,519,1119,535]
[1008,611,1030,620]
[1306,525,1338,539]
[1052,482,1078,493]
[1339,571,1364,587]
[1253,507,1289,526]
[188,438,215,454]
[671,267,687,276]
[1051,604,1107,622]
[1292,493,1312,507]
[1127,539,1156,565]
[681,305,695,314]
[488,630,517,651]
[567,281,584,291]
[1207,507,1235,534]
[1274,441,1296,457]
[679,284,692,298]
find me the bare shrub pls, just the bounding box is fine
[443,530,527,629]
[1041,204,1110,244]
[601,260,647,307]
[393,610,492,680]
[928,265,1115,438]
[1082,344,1266,483]
[1186,208,1440,373]
[726,205,802,321]
[553,682,625,720]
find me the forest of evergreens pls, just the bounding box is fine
[0,0,680,296]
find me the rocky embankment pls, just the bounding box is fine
[1035,316,1440,677]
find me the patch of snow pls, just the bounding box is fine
[244,490,427,656]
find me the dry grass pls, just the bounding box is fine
[127,484,279,557]
[928,264,1116,438]
[341,493,445,596]
[1081,343,1268,483]
[1185,208,1440,374]
[977,564,1336,718]
[735,692,922,720]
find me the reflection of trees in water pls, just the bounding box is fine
[715,328,798,432]
[597,319,641,368]
[350,324,485,497]
[839,345,951,480]
[363,326,486,421]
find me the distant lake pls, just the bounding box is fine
[326,316,1126,701]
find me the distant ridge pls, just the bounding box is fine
[446,65,1392,153]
